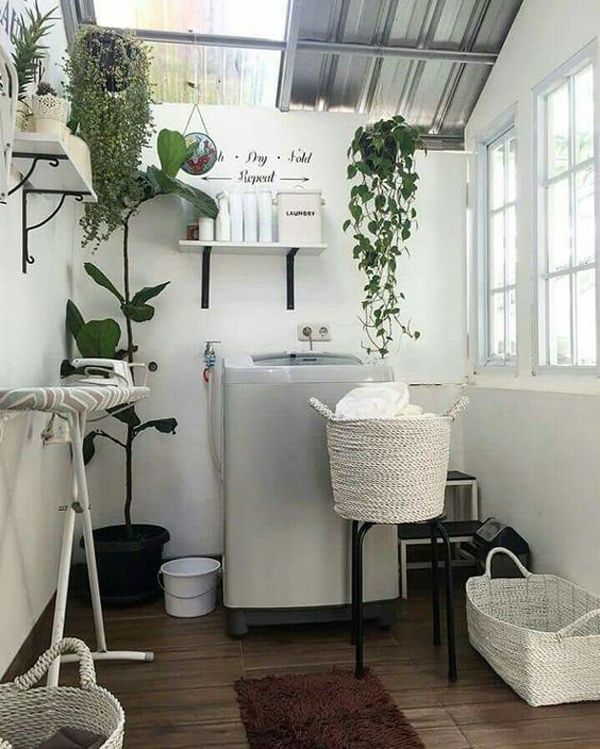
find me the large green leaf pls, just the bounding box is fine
[76,319,121,358]
[146,166,218,218]
[157,129,190,178]
[121,302,155,322]
[131,282,170,306]
[135,418,178,436]
[66,299,85,339]
[84,263,124,303]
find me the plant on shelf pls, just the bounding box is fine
[31,80,69,136]
[10,3,58,126]
[344,115,424,358]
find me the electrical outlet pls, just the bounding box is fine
[297,323,331,342]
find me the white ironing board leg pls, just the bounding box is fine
[47,411,154,686]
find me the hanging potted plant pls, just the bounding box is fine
[31,81,69,138]
[65,27,218,603]
[344,115,424,358]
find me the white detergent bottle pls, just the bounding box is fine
[243,191,258,242]
[258,191,273,243]
[216,192,231,241]
[229,190,244,243]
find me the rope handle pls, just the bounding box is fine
[484,547,531,579]
[309,397,335,421]
[13,638,96,691]
[442,396,470,421]
[558,608,600,638]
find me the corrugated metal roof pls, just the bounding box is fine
[289,0,523,145]
[80,0,523,148]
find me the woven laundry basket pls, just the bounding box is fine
[467,548,600,706]
[309,395,469,524]
[0,639,124,749]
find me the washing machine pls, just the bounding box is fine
[222,352,399,636]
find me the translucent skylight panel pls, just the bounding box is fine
[94,0,289,40]
[149,43,281,106]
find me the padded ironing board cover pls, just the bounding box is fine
[0,385,149,414]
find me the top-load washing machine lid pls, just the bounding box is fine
[224,352,393,384]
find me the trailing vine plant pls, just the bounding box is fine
[344,115,424,358]
[65,28,154,246]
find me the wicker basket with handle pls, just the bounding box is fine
[467,547,600,706]
[0,639,124,749]
[309,395,469,524]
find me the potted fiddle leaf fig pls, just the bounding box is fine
[65,129,217,604]
[344,115,424,358]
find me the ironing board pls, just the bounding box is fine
[0,384,151,686]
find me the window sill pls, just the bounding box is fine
[469,371,600,396]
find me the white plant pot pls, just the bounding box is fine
[32,95,69,139]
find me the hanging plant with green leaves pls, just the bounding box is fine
[344,115,424,358]
[65,27,154,246]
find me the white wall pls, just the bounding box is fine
[464,0,600,590]
[75,105,468,557]
[0,0,74,677]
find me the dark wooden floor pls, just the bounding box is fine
[61,573,600,748]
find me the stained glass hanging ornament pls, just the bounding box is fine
[181,82,218,176]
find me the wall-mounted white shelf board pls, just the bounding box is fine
[12,132,96,201]
[177,241,327,309]
[178,240,327,256]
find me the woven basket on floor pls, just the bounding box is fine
[309,395,468,524]
[0,639,124,749]
[467,548,600,706]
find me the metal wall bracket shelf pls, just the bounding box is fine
[178,240,327,310]
[21,188,87,273]
[8,153,66,196]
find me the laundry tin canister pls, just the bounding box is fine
[275,189,324,244]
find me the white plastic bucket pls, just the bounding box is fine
[159,557,221,618]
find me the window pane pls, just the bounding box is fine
[490,212,505,288]
[507,288,517,359]
[489,142,504,210]
[575,65,594,164]
[149,42,281,105]
[575,165,595,265]
[94,0,289,40]
[547,177,570,272]
[575,269,596,365]
[547,83,569,178]
[506,205,516,285]
[548,274,572,365]
[489,292,506,359]
[507,136,516,203]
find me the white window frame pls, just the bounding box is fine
[533,42,600,374]
[476,111,517,369]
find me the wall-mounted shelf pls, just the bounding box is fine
[12,132,96,199]
[177,241,327,309]
[9,133,97,273]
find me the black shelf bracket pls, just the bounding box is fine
[199,245,301,310]
[8,153,67,196]
[22,188,87,273]
[286,248,299,310]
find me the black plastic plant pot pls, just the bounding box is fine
[84,30,138,93]
[81,524,170,605]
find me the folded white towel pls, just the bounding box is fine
[334,383,434,420]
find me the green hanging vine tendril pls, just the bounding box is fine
[344,115,424,358]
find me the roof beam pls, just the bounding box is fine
[101,27,496,66]
[297,39,497,65]
[277,0,303,112]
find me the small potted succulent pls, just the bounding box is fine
[31,81,70,138]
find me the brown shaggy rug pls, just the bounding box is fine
[234,669,425,748]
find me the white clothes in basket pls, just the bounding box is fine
[334,383,433,421]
